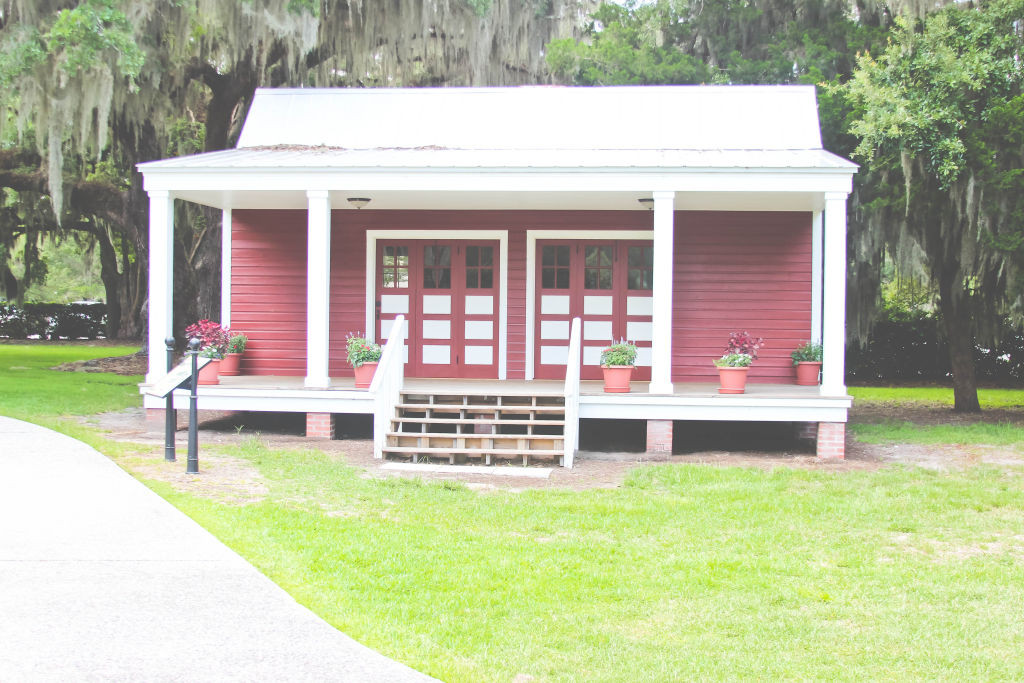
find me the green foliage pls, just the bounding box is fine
[713,352,753,367]
[464,0,493,17]
[599,340,638,366]
[850,386,1024,409]
[167,117,206,157]
[845,0,1024,190]
[227,333,247,354]
[47,0,144,84]
[345,333,382,368]
[790,341,823,365]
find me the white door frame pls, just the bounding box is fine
[365,229,509,380]
[525,229,654,380]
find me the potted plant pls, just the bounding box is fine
[196,346,224,385]
[346,332,382,389]
[790,341,823,385]
[600,340,638,393]
[713,331,764,394]
[220,332,248,376]
[185,319,230,386]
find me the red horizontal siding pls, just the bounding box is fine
[672,211,812,384]
[231,210,307,376]
[230,209,810,383]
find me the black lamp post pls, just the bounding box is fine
[187,337,201,474]
[164,337,176,462]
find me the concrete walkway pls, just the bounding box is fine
[0,416,436,682]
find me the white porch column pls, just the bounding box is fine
[649,191,676,394]
[305,190,331,388]
[811,210,823,343]
[821,192,848,395]
[146,191,174,384]
[220,208,232,327]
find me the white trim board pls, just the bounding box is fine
[365,229,509,380]
[525,230,655,380]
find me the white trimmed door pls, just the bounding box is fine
[376,240,499,378]
[535,240,654,381]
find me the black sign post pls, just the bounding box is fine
[186,337,201,475]
[164,337,176,462]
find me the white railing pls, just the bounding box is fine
[370,315,406,459]
[562,317,582,468]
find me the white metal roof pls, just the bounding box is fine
[143,146,853,171]
[236,85,824,151]
[140,85,856,174]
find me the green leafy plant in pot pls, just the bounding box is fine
[600,340,638,393]
[220,332,248,377]
[346,332,383,389]
[790,341,822,386]
[713,331,764,394]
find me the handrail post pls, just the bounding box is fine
[371,315,406,459]
[563,317,582,468]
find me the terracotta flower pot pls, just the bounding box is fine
[601,365,634,393]
[219,352,242,376]
[795,361,822,386]
[197,358,221,386]
[353,362,378,389]
[716,366,749,394]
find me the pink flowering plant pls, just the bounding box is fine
[600,340,638,367]
[713,331,765,368]
[185,319,230,359]
[345,332,382,368]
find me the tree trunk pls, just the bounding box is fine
[937,280,981,413]
[95,231,122,338]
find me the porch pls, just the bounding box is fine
[147,375,851,426]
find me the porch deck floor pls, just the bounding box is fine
[211,375,837,399]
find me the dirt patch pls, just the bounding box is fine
[854,403,1024,427]
[54,351,148,376]
[81,398,1024,501]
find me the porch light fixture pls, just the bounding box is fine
[637,198,654,210]
[347,197,371,209]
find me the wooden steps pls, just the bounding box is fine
[382,390,566,466]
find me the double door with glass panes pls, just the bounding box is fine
[376,240,499,378]
[535,240,654,381]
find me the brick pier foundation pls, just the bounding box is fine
[816,422,846,460]
[306,412,335,439]
[646,420,673,454]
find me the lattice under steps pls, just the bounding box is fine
[383,390,566,466]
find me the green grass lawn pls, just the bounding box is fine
[849,386,1024,446]
[850,385,1024,409]
[3,347,1023,680]
[0,344,142,421]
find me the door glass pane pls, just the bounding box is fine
[556,269,570,289]
[382,246,409,288]
[466,270,479,288]
[542,246,555,266]
[480,269,493,289]
[627,246,653,291]
[542,269,554,288]
[423,245,451,289]
[481,248,493,266]
[467,246,479,267]
[556,245,570,266]
[465,246,494,289]
[584,245,613,289]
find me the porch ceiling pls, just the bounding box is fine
[170,188,829,213]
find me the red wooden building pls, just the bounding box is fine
[140,86,856,464]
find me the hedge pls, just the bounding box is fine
[0,302,107,340]
[847,316,1024,385]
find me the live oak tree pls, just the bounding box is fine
[844,0,1024,411]
[0,0,593,338]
